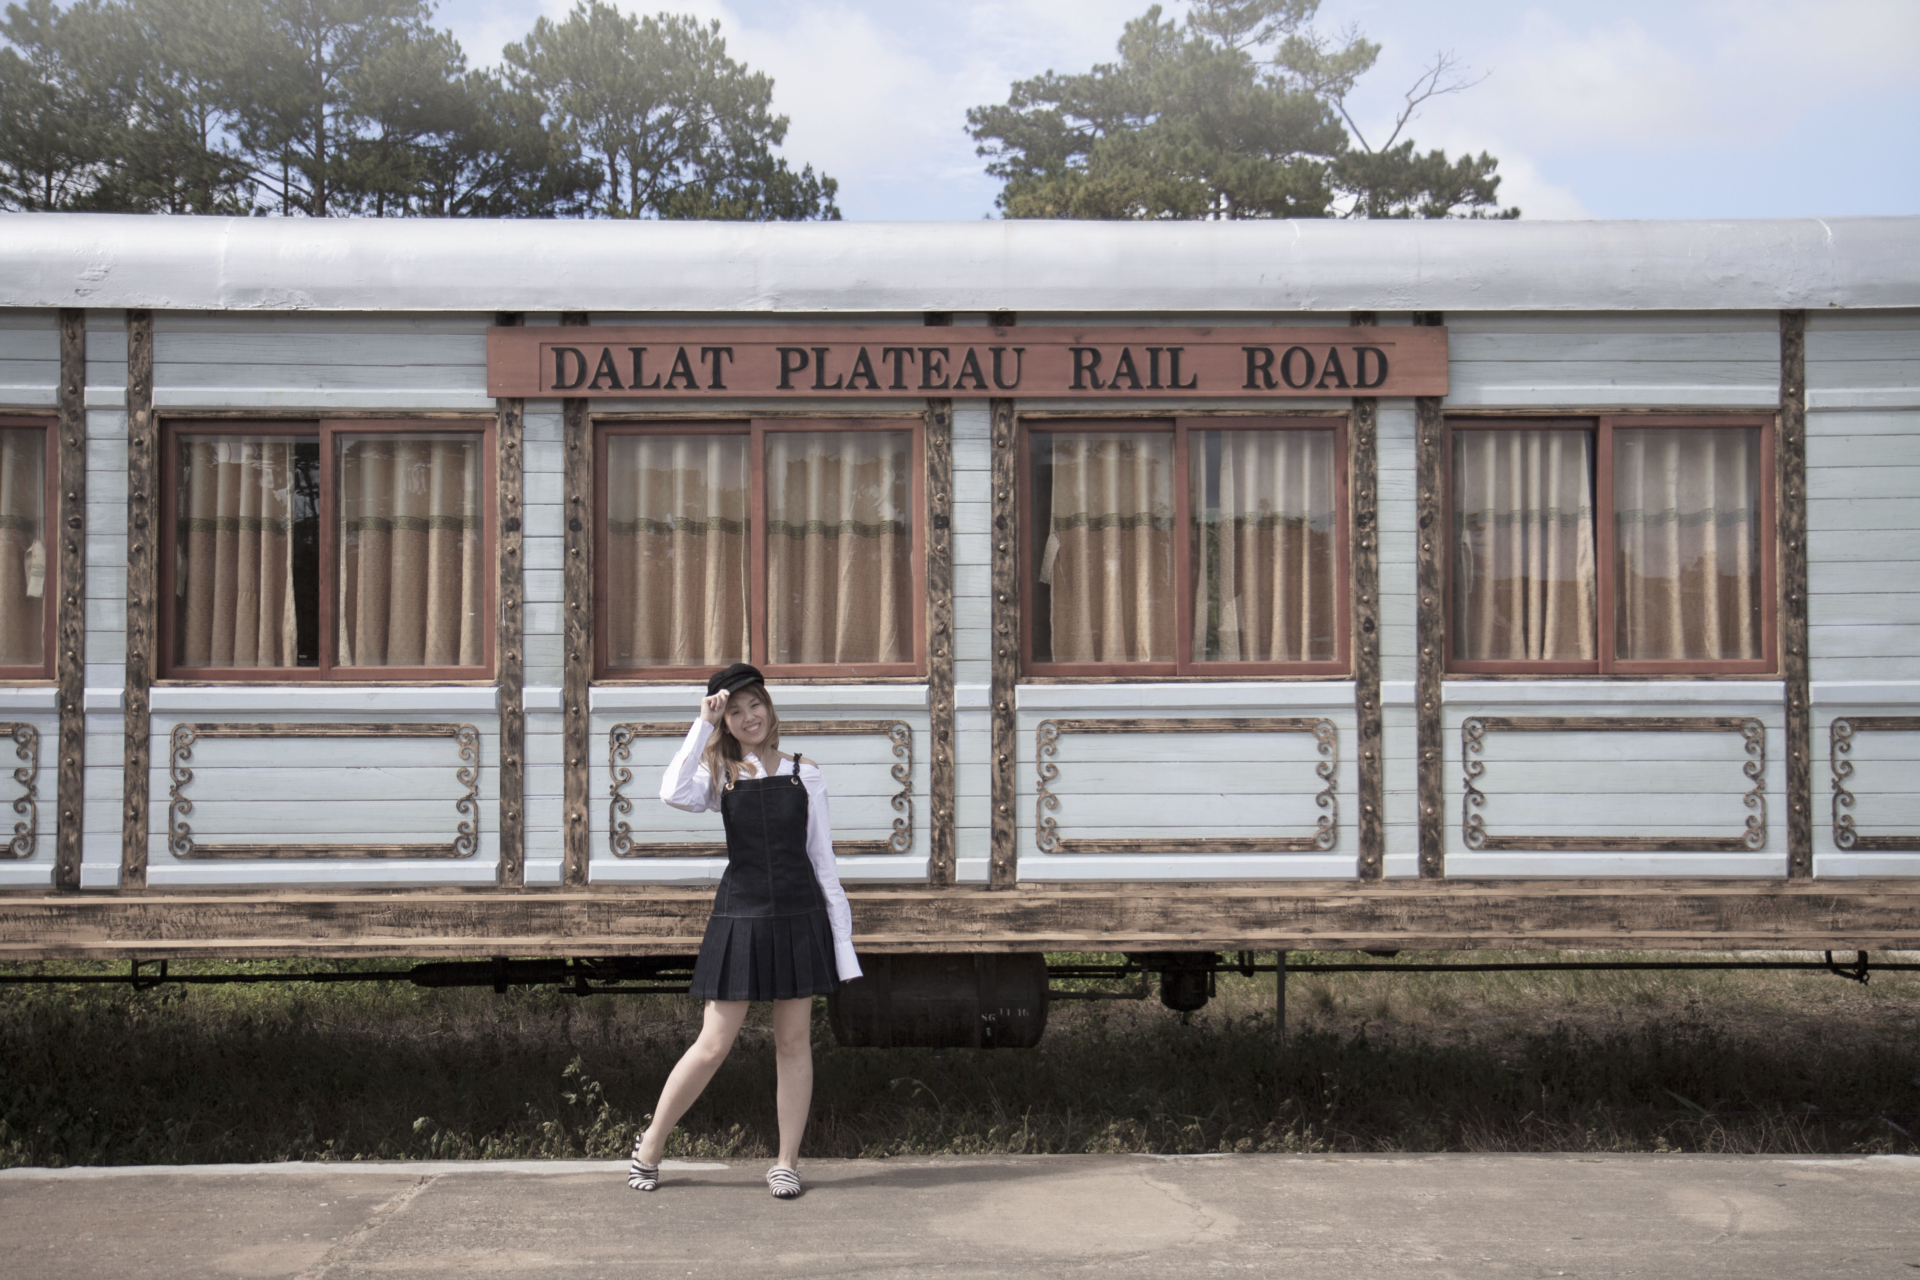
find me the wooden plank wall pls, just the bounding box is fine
[2,300,1914,906]
[951,400,994,884]
[0,311,62,889]
[1807,309,1920,875]
[137,313,508,888]
[1438,311,1790,878]
[80,312,130,890]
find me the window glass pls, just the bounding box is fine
[1452,427,1596,663]
[1190,428,1338,663]
[173,435,319,668]
[1032,431,1175,664]
[1613,426,1762,662]
[766,430,913,667]
[337,435,483,668]
[0,428,46,669]
[604,433,749,670]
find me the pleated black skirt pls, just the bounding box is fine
[687,906,840,1002]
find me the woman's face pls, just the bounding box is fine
[724,689,771,750]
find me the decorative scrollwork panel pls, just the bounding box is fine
[0,724,38,859]
[1832,717,1920,852]
[609,719,914,858]
[167,723,481,859]
[1034,717,1338,855]
[1462,716,1766,853]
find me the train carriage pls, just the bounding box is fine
[1,213,1918,1017]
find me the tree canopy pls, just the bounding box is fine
[0,0,838,219]
[966,0,1516,221]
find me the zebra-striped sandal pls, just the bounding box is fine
[627,1134,659,1191]
[767,1166,802,1199]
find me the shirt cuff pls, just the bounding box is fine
[835,940,863,981]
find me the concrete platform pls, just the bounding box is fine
[3,1153,1916,1278]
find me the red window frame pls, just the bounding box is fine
[158,418,497,682]
[0,414,57,682]
[1444,413,1778,677]
[1021,415,1351,679]
[593,417,928,682]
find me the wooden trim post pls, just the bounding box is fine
[495,312,526,887]
[1350,312,1383,879]
[560,311,591,886]
[989,398,1020,888]
[54,310,85,890]
[121,311,155,891]
[1780,310,1811,877]
[1413,312,1446,878]
[925,396,956,886]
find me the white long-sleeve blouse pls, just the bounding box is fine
[658,719,863,982]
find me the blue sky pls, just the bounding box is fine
[430,0,1920,222]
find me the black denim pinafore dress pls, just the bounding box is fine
[687,755,841,1002]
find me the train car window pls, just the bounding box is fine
[159,420,494,681]
[1446,415,1776,676]
[0,419,53,680]
[1024,417,1349,678]
[595,418,925,680]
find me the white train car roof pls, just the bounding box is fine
[2,213,1918,314]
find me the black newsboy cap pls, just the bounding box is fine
[706,663,765,697]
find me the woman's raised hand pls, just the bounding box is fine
[700,689,730,725]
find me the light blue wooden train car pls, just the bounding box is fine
[0,213,1916,969]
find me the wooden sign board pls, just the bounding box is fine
[486,325,1448,400]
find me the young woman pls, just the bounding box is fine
[627,663,862,1200]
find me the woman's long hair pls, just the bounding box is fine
[702,682,781,797]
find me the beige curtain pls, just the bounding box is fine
[605,434,749,669]
[338,436,482,668]
[175,437,300,668]
[1452,429,1596,662]
[1192,429,1337,663]
[1614,427,1762,661]
[1041,432,1174,663]
[0,430,44,667]
[766,431,912,666]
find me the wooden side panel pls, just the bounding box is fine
[0,310,60,406]
[1444,313,1780,408]
[1014,707,1355,880]
[1376,392,1419,878]
[143,713,499,886]
[120,311,154,890]
[1806,311,1920,411]
[151,313,491,411]
[988,398,1018,888]
[1443,701,1787,877]
[54,310,84,889]
[0,712,59,888]
[1806,313,1920,684]
[588,711,930,882]
[495,312,525,887]
[951,402,992,884]
[521,398,565,884]
[925,397,956,886]
[560,313,591,887]
[79,313,127,890]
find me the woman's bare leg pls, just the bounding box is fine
[635,999,749,1165]
[770,997,815,1169]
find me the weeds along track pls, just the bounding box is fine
[3,952,1917,1167]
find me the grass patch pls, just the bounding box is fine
[3,952,1917,1167]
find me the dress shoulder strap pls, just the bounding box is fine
[789,753,804,781]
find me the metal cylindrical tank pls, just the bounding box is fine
[827,953,1049,1048]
